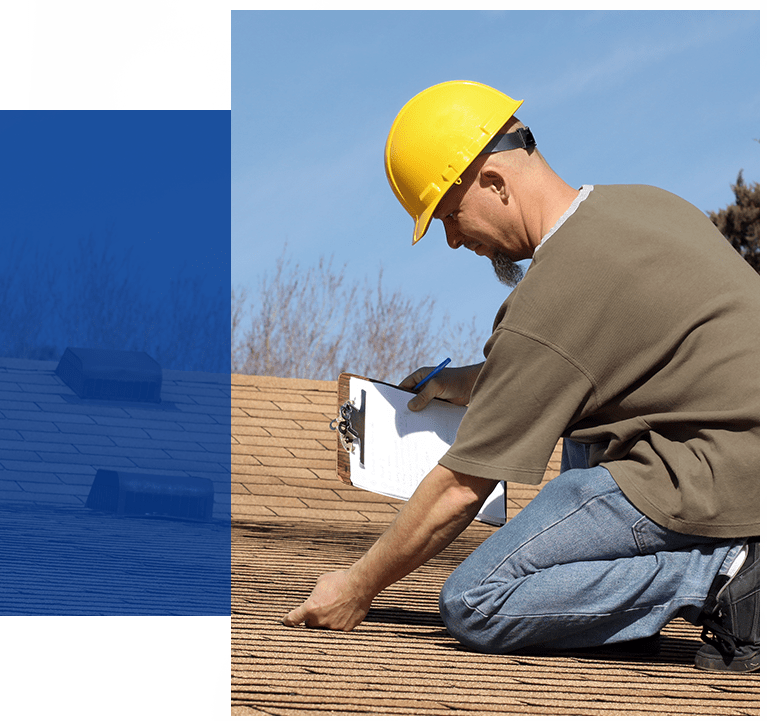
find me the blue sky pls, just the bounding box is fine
[233,9,759,362]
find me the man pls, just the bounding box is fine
[283,81,759,673]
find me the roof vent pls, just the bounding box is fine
[86,470,214,522]
[56,347,162,403]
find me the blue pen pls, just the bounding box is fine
[413,357,451,392]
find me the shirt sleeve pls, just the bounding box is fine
[440,327,596,485]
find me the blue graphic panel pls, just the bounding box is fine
[0,111,231,615]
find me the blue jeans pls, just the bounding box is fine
[439,440,743,652]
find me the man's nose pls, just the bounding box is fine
[443,218,463,250]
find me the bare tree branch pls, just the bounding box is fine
[232,249,485,382]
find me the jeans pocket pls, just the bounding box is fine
[631,514,666,555]
[632,513,714,555]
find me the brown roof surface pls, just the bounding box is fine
[231,373,760,716]
[231,373,555,524]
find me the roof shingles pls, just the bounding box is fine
[0,355,231,616]
[231,373,559,524]
[0,357,230,519]
[230,373,758,716]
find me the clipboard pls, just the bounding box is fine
[331,373,507,526]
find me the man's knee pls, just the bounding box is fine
[439,574,508,654]
[439,579,480,651]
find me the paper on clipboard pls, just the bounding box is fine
[340,375,506,526]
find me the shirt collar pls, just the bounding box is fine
[533,184,594,255]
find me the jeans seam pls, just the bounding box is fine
[480,484,627,583]
[463,594,708,621]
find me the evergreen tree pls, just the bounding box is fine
[709,171,760,273]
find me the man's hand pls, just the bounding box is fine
[282,569,372,631]
[282,465,493,634]
[399,362,484,412]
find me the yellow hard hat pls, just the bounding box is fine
[384,80,524,244]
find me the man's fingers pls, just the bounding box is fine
[398,368,427,390]
[407,390,431,412]
[400,367,439,412]
[399,365,442,390]
[282,604,307,627]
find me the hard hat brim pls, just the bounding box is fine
[412,204,438,245]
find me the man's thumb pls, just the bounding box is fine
[407,393,428,412]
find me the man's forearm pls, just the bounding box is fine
[345,464,493,600]
[282,464,495,630]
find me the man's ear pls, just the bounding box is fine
[479,166,509,202]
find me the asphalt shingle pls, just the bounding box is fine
[231,373,759,716]
[0,355,231,616]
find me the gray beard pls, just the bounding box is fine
[491,252,525,288]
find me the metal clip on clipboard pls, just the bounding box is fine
[330,389,366,465]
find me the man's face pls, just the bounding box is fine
[433,174,525,288]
